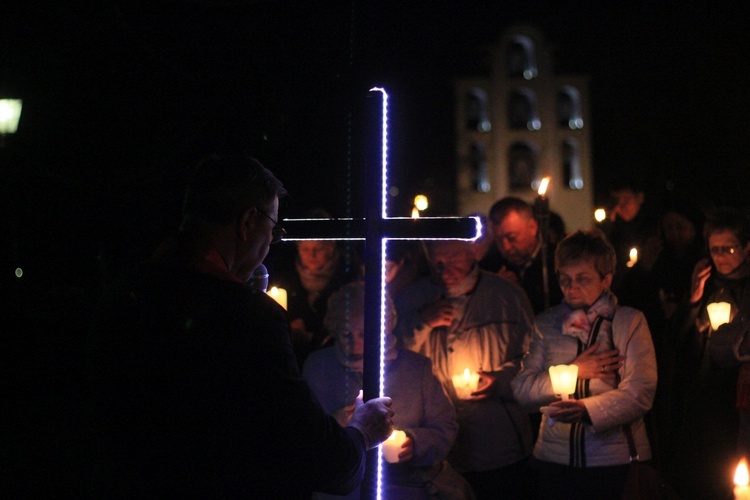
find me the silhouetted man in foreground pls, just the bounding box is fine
[87,155,393,498]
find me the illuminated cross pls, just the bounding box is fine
[280,88,480,500]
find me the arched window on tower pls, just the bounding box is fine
[508,89,540,131]
[465,89,491,132]
[562,139,584,190]
[506,36,538,80]
[508,142,538,191]
[557,86,584,129]
[470,141,491,193]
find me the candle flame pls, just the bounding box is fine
[626,247,639,268]
[414,194,428,211]
[594,208,606,222]
[411,206,420,219]
[736,458,749,487]
[537,177,550,197]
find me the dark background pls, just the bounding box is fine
[3,1,750,286]
[2,0,749,492]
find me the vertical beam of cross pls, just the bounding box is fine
[279,87,480,500]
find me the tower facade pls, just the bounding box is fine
[455,25,593,233]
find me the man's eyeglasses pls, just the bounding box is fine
[710,244,740,256]
[256,208,286,244]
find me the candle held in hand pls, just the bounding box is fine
[382,430,407,463]
[452,368,480,400]
[549,364,579,400]
[707,301,731,331]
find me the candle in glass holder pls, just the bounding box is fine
[452,368,480,400]
[267,286,287,310]
[382,430,407,463]
[549,364,578,400]
[735,458,750,500]
[707,302,731,331]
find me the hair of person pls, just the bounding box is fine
[423,239,474,260]
[554,228,617,277]
[323,281,397,335]
[488,196,533,225]
[703,207,750,245]
[182,154,287,226]
[609,175,644,195]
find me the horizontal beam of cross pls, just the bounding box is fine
[280,216,481,241]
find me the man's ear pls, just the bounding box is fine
[238,207,256,241]
[602,272,613,289]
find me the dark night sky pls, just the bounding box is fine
[2,0,750,291]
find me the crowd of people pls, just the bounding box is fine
[86,155,750,499]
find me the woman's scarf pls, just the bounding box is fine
[335,333,398,373]
[296,248,340,306]
[561,290,617,344]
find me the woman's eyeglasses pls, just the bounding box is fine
[709,244,740,256]
[256,208,286,244]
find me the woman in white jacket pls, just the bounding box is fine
[512,229,657,499]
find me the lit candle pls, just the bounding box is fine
[537,176,550,197]
[451,368,480,400]
[626,247,638,268]
[707,302,731,331]
[735,458,750,500]
[594,208,606,223]
[382,430,407,463]
[411,206,420,219]
[549,364,578,400]
[267,286,287,310]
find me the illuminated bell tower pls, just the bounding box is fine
[455,25,594,233]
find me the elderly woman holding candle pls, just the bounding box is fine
[303,282,470,500]
[670,207,750,497]
[512,229,657,499]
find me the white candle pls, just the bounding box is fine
[382,430,407,463]
[267,286,288,310]
[451,368,480,400]
[707,302,731,331]
[735,458,750,499]
[549,364,578,400]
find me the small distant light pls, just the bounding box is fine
[594,209,606,222]
[529,119,541,131]
[479,121,492,132]
[665,180,675,191]
[15,267,23,278]
[569,179,584,190]
[389,186,400,197]
[414,195,428,211]
[478,181,491,193]
[523,69,535,80]
[263,133,268,141]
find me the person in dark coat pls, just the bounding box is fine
[86,154,394,498]
[479,196,562,314]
